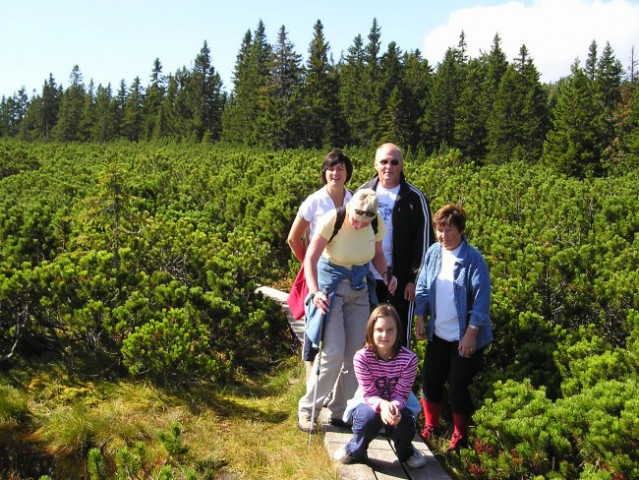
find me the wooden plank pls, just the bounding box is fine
[256,285,305,343]
[324,426,408,480]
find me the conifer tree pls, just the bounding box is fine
[338,34,367,145]
[42,74,61,140]
[542,61,604,177]
[595,42,624,146]
[187,41,225,142]
[455,58,488,161]
[18,92,42,141]
[153,74,178,139]
[2,88,30,138]
[259,25,304,149]
[482,34,509,122]
[302,20,343,147]
[377,42,411,146]
[52,65,86,141]
[221,30,253,143]
[112,80,127,139]
[121,77,144,141]
[141,59,166,141]
[221,22,271,144]
[585,40,598,81]
[363,19,383,142]
[400,49,432,150]
[423,45,464,152]
[78,80,97,141]
[20,75,60,141]
[92,83,115,142]
[486,45,549,163]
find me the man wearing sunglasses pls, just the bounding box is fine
[359,143,434,347]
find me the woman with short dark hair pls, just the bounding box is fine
[415,203,492,453]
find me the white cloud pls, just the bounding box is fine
[423,0,639,82]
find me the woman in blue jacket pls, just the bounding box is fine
[415,204,492,453]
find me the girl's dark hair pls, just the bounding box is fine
[365,304,403,359]
[320,148,353,185]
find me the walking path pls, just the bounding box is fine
[256,286,451,480]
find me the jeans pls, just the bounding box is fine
[345,403,416,462]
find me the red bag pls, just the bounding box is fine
[287,265,308,320]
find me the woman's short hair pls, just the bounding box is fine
[347,188,378,222]
[433,203,466,234]
[365,304,403,358]
[320,149,353,185]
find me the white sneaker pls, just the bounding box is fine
[405,449,427,468]
[297,414,316,433]
[333,445,354,464]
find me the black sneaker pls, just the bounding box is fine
[329,417,351,429]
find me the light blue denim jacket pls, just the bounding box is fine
[304,256,378,347]
[414,239,492,350]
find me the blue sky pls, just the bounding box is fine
[2,0,638,98]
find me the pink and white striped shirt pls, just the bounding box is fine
[353,346,418,413]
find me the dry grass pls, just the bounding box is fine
[2,356,341,479]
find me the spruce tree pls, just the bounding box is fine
[401,49,432,150]
[486,45,549,163]
[52,65,86,141]
[542,61,604,177]
[595,42,624,146]
[259,25,303,149]
[377,42,410,146]
[338,34,367,145]
[221,22,271,144]
[42,74,61,140]
[78,80,97,141]
[302,19,342,148]
[112,80,127,139]
[455,58,488,161]
[141,58,166,141]
[121,77,144,141]
[221,30,252,143]
[423,46,463,152]
[92,83,115,142]
[585,40,598,81]
[187,41,225,142]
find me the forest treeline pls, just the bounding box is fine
[0,140,637,479]
[1,19,639,176]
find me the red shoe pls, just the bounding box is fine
[419,398,443,442]
[419,424,439,442]
[446,412,471,453]
[446,432,468,453]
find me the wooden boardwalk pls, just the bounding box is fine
[256,286,451,480]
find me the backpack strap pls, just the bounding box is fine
[328,206,378,243]
[328,206,347,243]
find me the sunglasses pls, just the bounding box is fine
[379,159,400,166]
[355,209,376,218]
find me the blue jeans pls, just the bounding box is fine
[345,403,416,462]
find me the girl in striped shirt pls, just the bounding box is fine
[334,304,426,468]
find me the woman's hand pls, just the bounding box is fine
[458,326,478,357]
[312,290,330,314]
[386,275,398,295]
[379,400,401,426]
[415,316,426,340]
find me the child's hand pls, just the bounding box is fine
[380,400,401,426]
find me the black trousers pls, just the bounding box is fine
[421,334,484,414]
[375,280,414,347]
